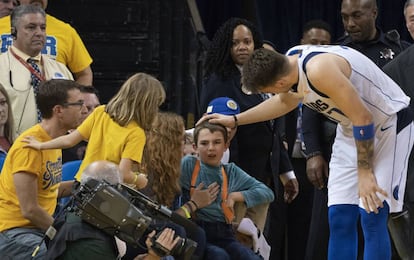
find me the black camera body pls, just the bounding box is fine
[72,179,197,259]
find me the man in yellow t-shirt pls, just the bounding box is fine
[0,79,87,259]
[0,0,93,85]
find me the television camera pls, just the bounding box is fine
[71,178,198,259]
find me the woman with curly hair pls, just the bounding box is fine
[202,17,263,83]
[141,111,185,208]
[138,111,215,260]
[199,17,298,259]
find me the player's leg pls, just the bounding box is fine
[359,202,391,259]
[327,125,360,260]
[328,204,359,260]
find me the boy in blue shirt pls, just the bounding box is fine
[180,109,274,259]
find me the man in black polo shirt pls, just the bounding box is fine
[338,0,410,66]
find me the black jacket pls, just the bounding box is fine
[337,28,410,68]
[383,44,414,202]
[199,71,292,192]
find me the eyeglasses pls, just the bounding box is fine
[63,101,85,107]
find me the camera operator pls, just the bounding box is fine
[46,160,180,260]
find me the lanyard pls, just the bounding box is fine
[9,48,45,82]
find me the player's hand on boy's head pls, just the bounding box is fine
[196,113,234,128]
[196,113,209,126]
[358,170,388,214]
[306,155,329,189]
[22,136,41,150]
[191,182,220,208]
[284,178,299,203]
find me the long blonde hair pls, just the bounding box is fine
[105,73,166,130]
[142,112,184,207]
[0,84,15,144]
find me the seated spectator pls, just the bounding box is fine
[131,111,216,260]
[0,0,94,85]
[0,4,74,135]
[183,132,196,156]
[0,83,14,165]
[141,112,186,208]
[0,79,85,259]
[180,120,275,259]
[62,86,100,163]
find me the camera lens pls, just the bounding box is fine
[171,237,198,260]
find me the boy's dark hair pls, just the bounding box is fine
[302,19,332,35]
[204,17,263,80]
[242,48,289,93]
[37,79,82,119]
[193,121,228,145]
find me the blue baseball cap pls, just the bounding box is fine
[206,97,240,115]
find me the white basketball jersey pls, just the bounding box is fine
[286,45,410,129]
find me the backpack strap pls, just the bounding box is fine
[190,160,200,196]
[190,159,234,223]
[220,165,234,223]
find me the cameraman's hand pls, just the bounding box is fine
[191,182,220,209]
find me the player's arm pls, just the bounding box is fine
[205,92,302,128]
[14,172,54,231]
[305,54,372,126]
[306,54,387,213]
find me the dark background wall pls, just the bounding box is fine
[196,0,412,52]
[46,0,411,127]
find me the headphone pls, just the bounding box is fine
[11,27,17,38]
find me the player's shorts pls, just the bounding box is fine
[328,107,414,213]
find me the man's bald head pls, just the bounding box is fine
[80,161,122,185]
[341,0,378,42]
[342,0,377,10]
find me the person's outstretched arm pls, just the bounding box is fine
[200,91,303,128]
[22,130,84,150]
